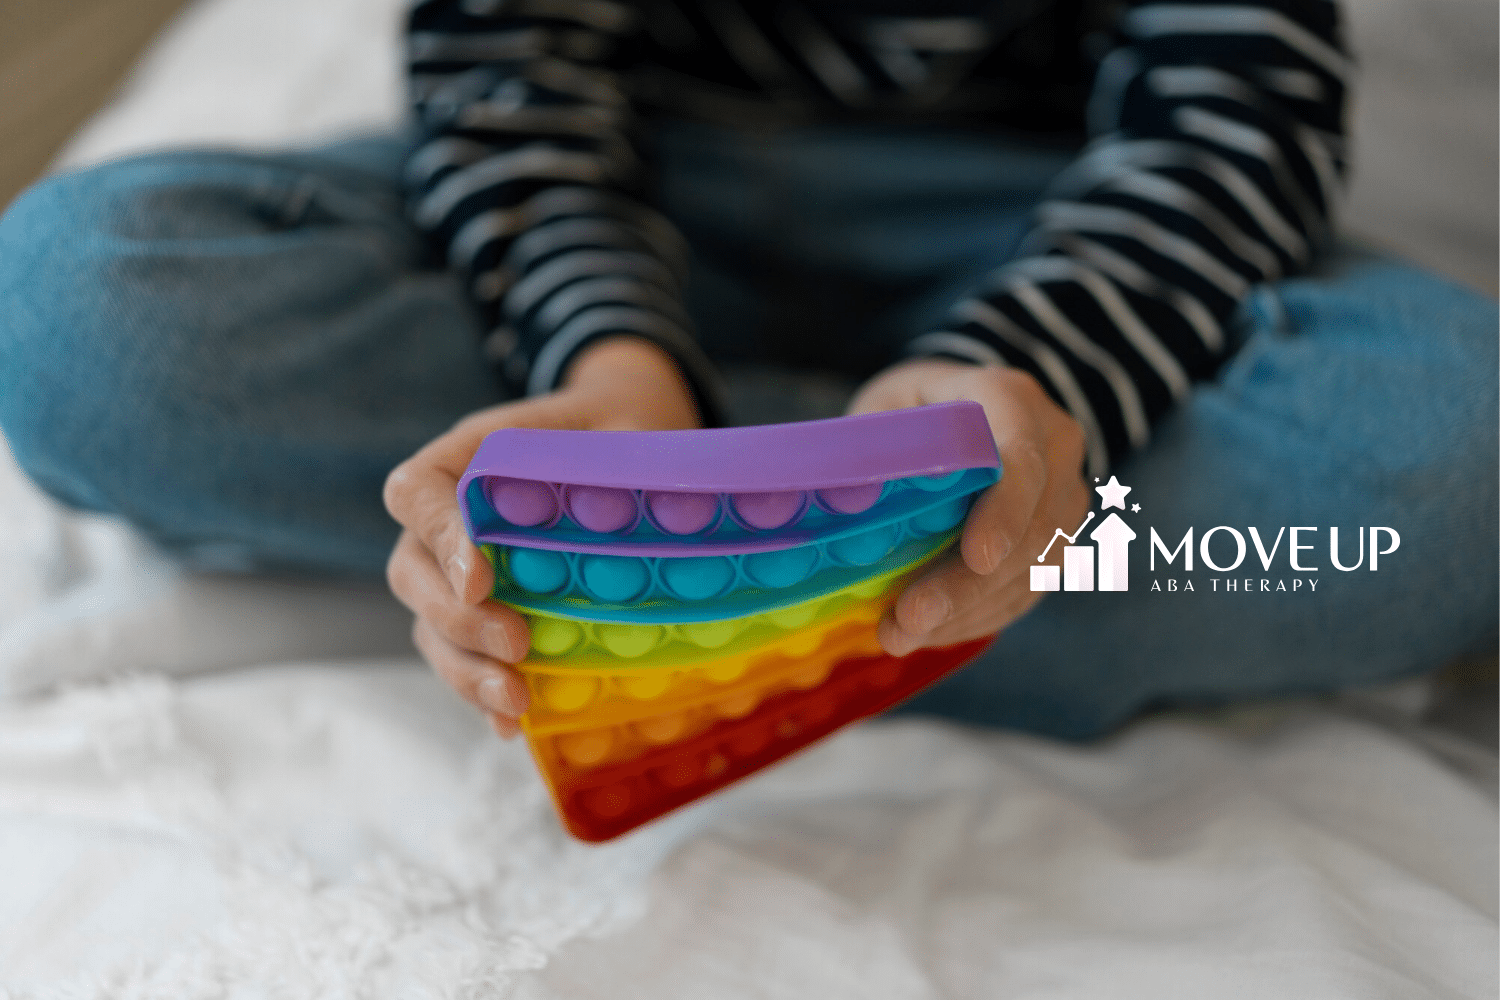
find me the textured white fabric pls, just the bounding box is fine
[0,666,1495,997]
[1,0,1493,995]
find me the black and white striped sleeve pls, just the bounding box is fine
[905,0,1349,475]
[404,0,724,423]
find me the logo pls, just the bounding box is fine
[1030,476,1138,592]
[1028,476,1401,594]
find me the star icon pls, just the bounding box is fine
[1094,477,1100,483]
[1131,502,1141,513]
[1095,475,1132,510]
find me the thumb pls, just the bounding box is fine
[847,365,925,416]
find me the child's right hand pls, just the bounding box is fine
[382,337,702,738]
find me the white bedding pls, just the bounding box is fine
[3,0,1496,995]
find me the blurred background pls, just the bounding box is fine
[1,0,1495,294]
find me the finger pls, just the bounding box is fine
[846,377,915,416]
[387,531,530,662]
[959,438,1047,576]
[384,456,492,604]
[384,394,590,606]
[488,714,522,741]
[846,358,970,416]
[883,465,1084,655]
[914,372,1050,577]
[926,578,1040,647]
[884,554,986,656]
[413,619,532,719]
[878,571,1039,656]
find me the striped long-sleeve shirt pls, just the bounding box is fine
[405,0,1348,473]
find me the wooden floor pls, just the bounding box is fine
[0,0,189,210]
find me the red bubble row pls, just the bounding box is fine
[528,636,994,842]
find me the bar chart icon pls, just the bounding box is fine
[1030,511,1137,592]
[1031,512,1094,592]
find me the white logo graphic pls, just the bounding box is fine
[1030,476,1139,592]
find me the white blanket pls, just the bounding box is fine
[1,659,1494,997]
[2,0,1496,995]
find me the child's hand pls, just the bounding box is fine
[848,359,1091,656]
[383,338,701,738]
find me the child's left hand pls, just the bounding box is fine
[848,358,1091,656]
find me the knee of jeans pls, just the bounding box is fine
[0,163,179,511]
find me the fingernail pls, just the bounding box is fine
[445,554,469,596]
[994,531,1013,566]
[911,592,951,633]
[477,674,521,715]
[482,621,519,662]
[975,537,994,574]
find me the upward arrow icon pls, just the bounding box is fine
[1089,512,1136,592]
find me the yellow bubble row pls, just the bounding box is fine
[520,596,891,734]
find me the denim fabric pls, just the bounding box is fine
[1,128,1494,737]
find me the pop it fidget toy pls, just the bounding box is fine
[457,402,1001,841]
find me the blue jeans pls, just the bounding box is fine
[1,128,1495,738]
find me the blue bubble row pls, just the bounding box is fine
[487,494,974,624]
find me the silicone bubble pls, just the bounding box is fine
[815,482,884,515]
[636,713,689,744]
[679,619,742,649]
[828,524,900,567]
[581,555,650,602]
[713,692,760,719]
[598,623,664,659]
[646,491,720,535]
[849,575,889,600]
[654,756,701,788]
[557,730,614,767]
[486,477,558,526]
[912,497,970,535]
[542,675,598,713]
[780,629,825,658]
[912,470,966,491]
[567,486,638,534]
[660,556,734,601]
[731,491,805,531]
[765,601,820,630]
[703,660,748,684]
[583,784,632,819]
[621,673,673,700]
[508,548,570,595]
[531,618,583,656]
[743,547,819,589]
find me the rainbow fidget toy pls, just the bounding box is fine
[458,401,1001,841]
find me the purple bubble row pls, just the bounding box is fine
[482,477,888,536]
